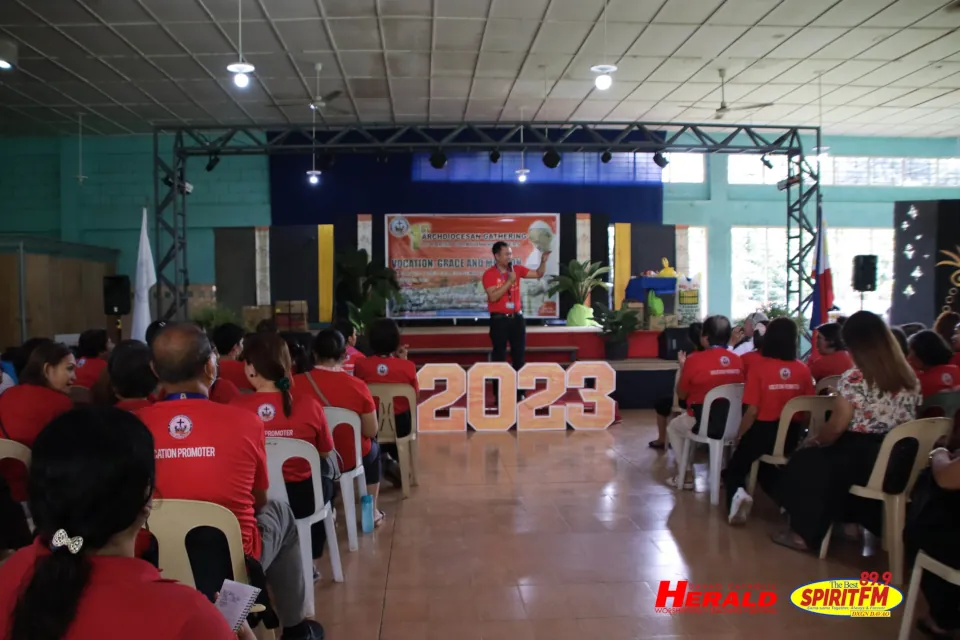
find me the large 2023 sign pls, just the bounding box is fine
[415,362,616,432]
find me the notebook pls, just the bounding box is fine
[214,579,261,632]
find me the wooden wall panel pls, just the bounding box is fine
[0,254,21,349]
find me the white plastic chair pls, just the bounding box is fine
[676,383,744,506]
[818,417,953,584]
[920,390,960,421]
[367,383,419,499]
[265,437,344,600]
[746,395,837,496]
[898,551,960,640]
[323,406,368,552]
[815,375,841,395]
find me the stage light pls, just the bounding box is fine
[653,151,669,169]
[306,170,321,185]
[489,150,501,164]
[516,168,529,183]
[542,149,561,169]
[590,64,617,91]
[600,150,612,164]
[205,154,221,172]
[232,71,250,88]
[429,150,447,170]
[761,154,773,169]
[0,38,18,70]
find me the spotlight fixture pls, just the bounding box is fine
[429,150,447,170]
[591,66,616,91]
[653,151,669,169]
[761,155,773,169]
[306,169,322,185]
[489,149,501,164]
[542,149,561,169]
[600,150,612,164]
[226,0,254,87]
[515,168,529,183]
[0,37,17,70]
[205,154,221,172]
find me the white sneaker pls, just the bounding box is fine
[728,488,754,525]
[667,474,695,491]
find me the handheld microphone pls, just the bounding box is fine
[506,262,513,272]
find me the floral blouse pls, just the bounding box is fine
[837,368,921,435]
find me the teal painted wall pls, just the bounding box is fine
[664,135,960,318]
[0,135,271,283]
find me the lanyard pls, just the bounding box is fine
[163,392,207,401]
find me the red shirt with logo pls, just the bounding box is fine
[74,356,107,389]
[153,379,241,405]
[809,350,854,382]
[0,384,74,500]
[0,540,236,640]
[136,398,268,559]
[218,358,254,391]
[743,357,816,422]
[741,350,762,380]
[343,346,365,374]
[115,398,153,412]
[293,368,376,466]
[917,364,960,398]
[354,356,419,414]
[482,264,530,314]
[678,348,744,416]
[230,392,334,483]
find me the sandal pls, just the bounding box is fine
[374,509,386,529]
[770,530,809,553]
[648,440,666,450]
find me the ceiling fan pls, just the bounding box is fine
[681,68,774,120]
[273,63,350,115]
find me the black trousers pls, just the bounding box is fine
[905,480,960,628]
[490,313,526,369]
[721,420,801,511]
[380,411,412,460]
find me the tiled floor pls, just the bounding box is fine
[315,410,920,639]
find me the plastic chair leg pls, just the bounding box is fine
[747,461,759,496]
[819,524,833,560]
[357,470,368,497]
[887,495,906,585]
[295,521,315,618]
[397,440,412,499]
[898,556,925,640]
[675,440,692,488]
[323,511,344,583]
[708,442,724,506]
[340,476,358,552]
[410,438,420,487]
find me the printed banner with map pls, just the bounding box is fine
[385,214,561,319]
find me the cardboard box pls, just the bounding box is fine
[274,300,308,315]
[648,314,678,331]
[242,305,273,332]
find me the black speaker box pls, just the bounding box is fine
[658,327,692,361]
[103,275,131,316]
[853,255,878,292]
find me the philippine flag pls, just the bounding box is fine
[810,219,834,329]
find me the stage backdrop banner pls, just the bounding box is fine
[385,213,560,319]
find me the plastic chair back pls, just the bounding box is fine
[859,418,952,496]
[700,383,744,441]
[367,383,417,444]
[920,390,960,420]
[773,395,837,457]
[0,439,30,467]
[264,438,325,523]
[815,375,841,395]
[323,407,363,472]
[148,499,249,589]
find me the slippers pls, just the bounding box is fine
[770,530,809,553]
[648,440,666,450]
[374,509,386,529]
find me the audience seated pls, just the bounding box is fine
[106,340,157,411]
[650,322,702,449]
[731,311,768,356]
[231,332,335,568]
[0,342,75,501]
[908,330,960,398]
[212,322,254,391]
[73,329,112,389]
[904,445,960,637]
[354,318,418,487]
[667,315,744,489]
[808,322,854,381]
[136,323,323,639]
[739,320,768,379]
[902,322,927,338]
[891,326,909,356]
[281,332,314,374]
[773,311,921,553]
[723,318,814,525]
[293,329,383,527]
[934,311,960,346]
[335,320,365,374]
[0,407,250,640]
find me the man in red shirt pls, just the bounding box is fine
[482,240,550,377]
[908,330,960,398]
[668,314,744,489]
[138,323,323,640]
[212,322,254,390]
[74,328,112,388]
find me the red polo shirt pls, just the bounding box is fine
[293,368,376,466]
[231,392,334,483]
[343,346,365,374]
[0,540,235,640]
[741,350,762,380]
[0,384,74,500]
[678,348,744,416]
[743,357,815,421]
[74,356,107,389]
[218,358,254,391]
[917,364,960,398]
[137,398,268,559]
[809,350,854,382]
[354,356,419,414]
[153,379,241,405]
[482,264,530,314]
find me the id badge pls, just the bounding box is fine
[505,302,515,310]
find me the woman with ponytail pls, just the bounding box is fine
[0,406,246,640]
[230,332,335,568]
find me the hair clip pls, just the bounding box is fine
[276,376,291,391]
[51,529,84,554]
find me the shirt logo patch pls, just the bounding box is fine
[168,415,193,440]
[77,358,86,367]
[943,373,954,386]
[258,403,276,422]
[719,355,731,367]
[377,364,389,376]
[780,367,792,380]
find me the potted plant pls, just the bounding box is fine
[191,304,243,333]
[546,259,611,327]
[334,248,402,337]
[593,302,641,360]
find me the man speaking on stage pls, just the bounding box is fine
[482,241,551,372]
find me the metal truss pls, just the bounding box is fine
[154,121,821,324]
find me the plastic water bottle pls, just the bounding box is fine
[361,495,375,534]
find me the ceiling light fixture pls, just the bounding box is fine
[653,151,669,169]
[516,107,528,183]
[813,72,830,156]
[590,1,617,91]
[306,170,321,185]
[306,88,321,186]
[227,0,255,88]
[761,155,773,169]
[0,38,17,70]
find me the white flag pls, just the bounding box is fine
[130,208,157,343]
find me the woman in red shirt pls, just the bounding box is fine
[354,319,418,488]
[722,318,815,525]
[293,329,384,527]
[908,330,960,398]
[232,332,335,563]
[73,329,112,389]
[0,406,246,640]
[809,322,854,382]
[335,320,365,374]
[0,342,76,501]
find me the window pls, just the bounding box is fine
[817,155,834,186]
[835,156,870,185]
[869,158,903,186]
[661,153,705,183]
[728,154,960,186]
[825,228,894,318]
[904,158,936,186]
[939,158,960,186]
[731,227,788,320]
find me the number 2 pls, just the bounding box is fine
[416,364,466,432]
